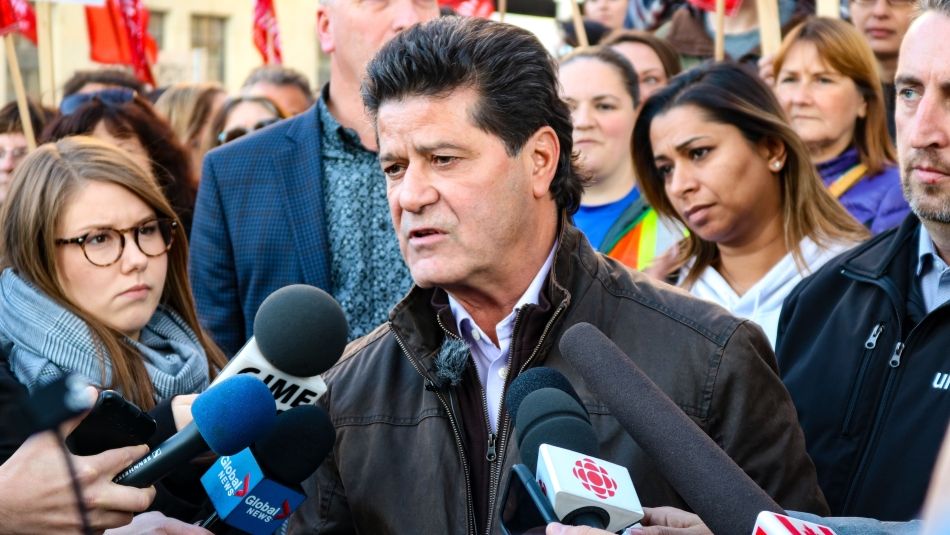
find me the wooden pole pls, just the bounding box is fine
[3,35,35,150]
[36,2,55,107]
[498,0,508,22]
[755,0,782,59]
[570,0,589,48]
[714,0,725,61]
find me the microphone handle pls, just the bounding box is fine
[113,424,207,488]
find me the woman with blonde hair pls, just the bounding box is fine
[0,136,226,409]
[773,17,909,233]
[154,83,226,182]
[634,62,869,346]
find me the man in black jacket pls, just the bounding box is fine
[776,0,950,520]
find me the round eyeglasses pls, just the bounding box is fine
[55,219,178,267]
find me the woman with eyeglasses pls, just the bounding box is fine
[773,17,909,234]
[207,95,286,149]
[0,136,227,410]
[43,88,198,235]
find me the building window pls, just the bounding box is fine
[148,10,167,51]
[191,15,226,83]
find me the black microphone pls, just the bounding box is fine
[212,284,349,411]
[558,322,785,535]
[506,372,643,532]
[113,375,277,488]
[198,405,336,534]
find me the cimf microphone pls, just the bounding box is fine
[752,512,837,535]
[558,322,786,535]
[198,404,335,534]
[506,371,643,533]
[212,284,349,411]
[113,374,277,488]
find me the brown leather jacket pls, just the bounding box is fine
[288,224,828,535]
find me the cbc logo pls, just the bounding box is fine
[572,458,618,500]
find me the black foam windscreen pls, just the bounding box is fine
[254,404,336,487]
[253,284,349,377]
[514,387,601,471]
[558,322,784,535]
[506,367,585,424]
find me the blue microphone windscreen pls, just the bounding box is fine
[192,375,277,455]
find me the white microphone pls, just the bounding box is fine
[212,285,349,412]
[507,381,643,532]
[752,512,837,535]
[535,443,642,532]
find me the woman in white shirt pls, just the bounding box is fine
[632,62,869,346]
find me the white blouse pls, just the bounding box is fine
[682,239,855,348]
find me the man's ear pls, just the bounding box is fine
[525,126,560,200]
[316,5,335,54]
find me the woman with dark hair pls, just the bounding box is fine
[42,89,197,235]
[0,136,226,409]
[773,17,909,234]
[560,46,683,271]
[633,62,868,346]
[602,29,682,102]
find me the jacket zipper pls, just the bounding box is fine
[838,268,908,514]
[484,301,568,535]
[841,323,884,435]
[390,323,478,535]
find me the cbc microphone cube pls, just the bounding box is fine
[200,448,306,535]
[752,512,838,535]
[536,444,643,532]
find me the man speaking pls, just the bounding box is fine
[289,16,827,534]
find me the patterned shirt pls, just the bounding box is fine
[317,91,413,340]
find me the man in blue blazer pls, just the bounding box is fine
[189,0,440,356]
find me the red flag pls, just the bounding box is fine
[85,0,157,86]
[0,0,37,44]
[253,0,282,64]
[438,0,494,18]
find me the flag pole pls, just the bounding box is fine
[817,0,840,18]
[755,0,781,58]
[569,0,589,47]
[499,0,507,22]
[35,1,54,106]
[3,35,35,150]
[714,0,725,61]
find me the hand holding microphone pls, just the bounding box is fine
[113,374,277,488]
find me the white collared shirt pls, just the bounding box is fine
[447,245,556,431]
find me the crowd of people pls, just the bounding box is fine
[0,0,948,532]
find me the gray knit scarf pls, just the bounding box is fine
[0,268,210,401]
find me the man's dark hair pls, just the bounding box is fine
[62,68,146,97]
[362,16,583,214]
[0,100,55,135]
[241,65,314,105]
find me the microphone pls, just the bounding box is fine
[113,374,277,488]
[558,322,785,535]
[198,404,335,534]
[213,284,349,411]
[506,375,643,532]
[752,512,837,535]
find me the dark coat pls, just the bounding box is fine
[777,214,950,520]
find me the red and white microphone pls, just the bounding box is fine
[535,444,643,532]
[752,512,838,535]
